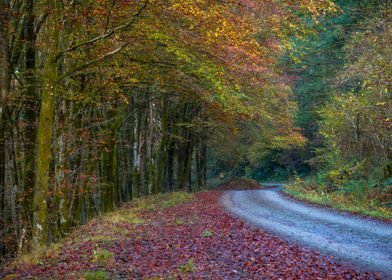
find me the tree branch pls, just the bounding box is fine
[58,42,128,81]
[34,13,48,35]
[55,0,149,61]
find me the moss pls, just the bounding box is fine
[32,2,60,246]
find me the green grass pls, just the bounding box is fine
[284,187,392,220]
[92,247,113,265]
[131,191,193,211]
[103,209,146,224]
[177,259,197,273]
[161,192,193,207]
[83,270,107,280]
[201,230,214,237]
[175,218,186,225]
[14,242,63,265]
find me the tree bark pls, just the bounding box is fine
[32,0,60,247]
[22,0,37,227]
[0,0,10,121]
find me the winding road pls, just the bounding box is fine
[220,184,392,278]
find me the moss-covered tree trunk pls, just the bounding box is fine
[32,0,60,247]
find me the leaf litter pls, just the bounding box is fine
[2,191,383,279]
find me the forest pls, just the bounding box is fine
[0,0,391,273]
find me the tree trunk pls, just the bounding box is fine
[22,0,37,228]
[0,0,10,257]
[156,97,168,193]
[32,0,60,247]
[196,136,207,189]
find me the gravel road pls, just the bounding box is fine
[220,184,392,278]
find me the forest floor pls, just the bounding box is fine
[2,180,386,280]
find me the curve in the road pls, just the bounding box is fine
[220,186,392,278]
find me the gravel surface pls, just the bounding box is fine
[220,185,392,279]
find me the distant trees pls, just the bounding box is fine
[207,0,391,190]
[320,13,391,183]
[284,0,391,194]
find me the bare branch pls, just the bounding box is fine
[58,42,128,81]
[34,13,48,35]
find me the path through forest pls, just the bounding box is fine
[221,185,392,278]
[2,185,387,279]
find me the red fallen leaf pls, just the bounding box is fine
[4,192,384,280]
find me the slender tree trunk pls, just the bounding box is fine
[22,0,37,229]
[185,140,194,192]
[127,101,134,201]
[166,143,174,191]
[201,139,207,187]
[147,97,154,194]
[0,0,11,258]
[196,136,207,189]
[0,0,10,120]
[156,97,168,193]
[134,94,142,197]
